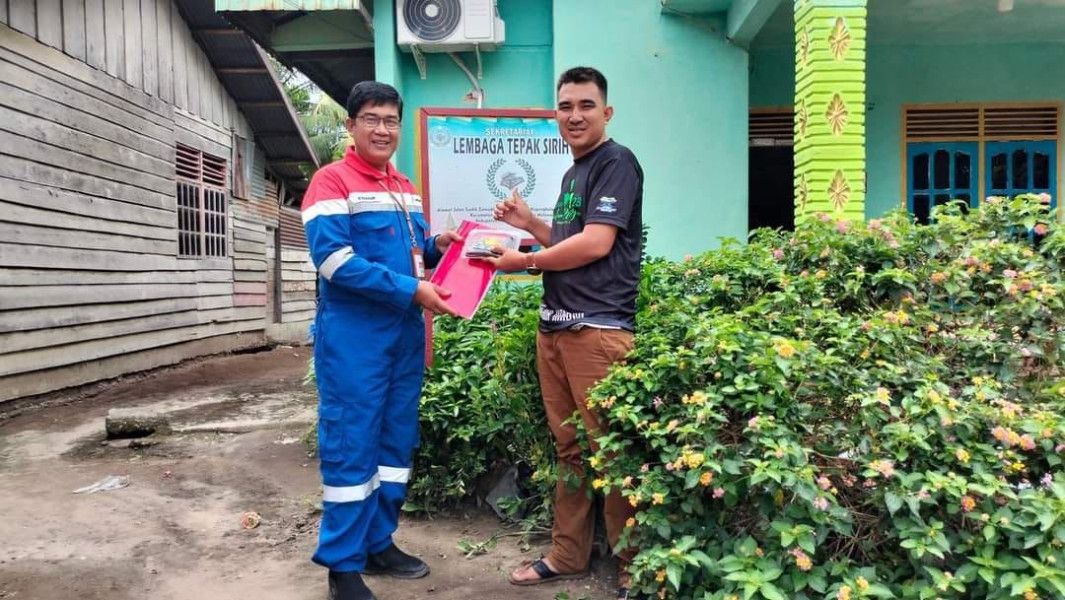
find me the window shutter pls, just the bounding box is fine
[984,106,1059,140]
[176,144,202,180]
[202,153,227,188]
[905,107,980,140]
[749,111,795,146]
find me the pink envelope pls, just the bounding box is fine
[429,220,498,319]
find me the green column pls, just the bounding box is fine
[794,0,866,222]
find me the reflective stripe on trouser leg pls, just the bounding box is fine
[367,315,425,554]
[311,305,396,573]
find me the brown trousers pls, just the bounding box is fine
[538,328,636,585]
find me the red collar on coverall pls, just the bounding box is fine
[343,146,412,188]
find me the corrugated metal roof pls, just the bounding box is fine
[215,0,361,11]
[174,0,318,191]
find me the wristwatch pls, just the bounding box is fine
[525,251,542,275]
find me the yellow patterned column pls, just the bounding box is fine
[794,0,867,223]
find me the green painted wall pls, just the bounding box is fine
[553,0,749,259]
[374,0,404,91]
[386,0,555,179]
[751,43,1065,219]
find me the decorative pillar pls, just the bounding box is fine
[794,0,867,222]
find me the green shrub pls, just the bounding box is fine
[407,282,556,524]
[585,195,1065,599]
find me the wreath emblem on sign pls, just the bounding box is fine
[486,158,536,199]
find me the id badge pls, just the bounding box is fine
[412,249,426,280]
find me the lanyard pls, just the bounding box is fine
[379,179,426,279]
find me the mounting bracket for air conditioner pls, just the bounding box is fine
[411,44,427,80]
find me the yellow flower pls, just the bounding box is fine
[625,517,636,529]
[592,478,606,490]
[961,495,976,512]
[685,391,708,405]
[856,577,870,592]
[837,585,852,600]
[927,323,940,333]
[699,472,713,486]
[589,457,601,469]
[860,349,871,360]
[652,492,666,505]
[1025,588,1039,600]
[684,453,705,469]
[956,449,970,463]
[655,569,667,583]
[629,493,641,507]
[775,340,797,359]
[875,387,891,404]
[623,476,634,488]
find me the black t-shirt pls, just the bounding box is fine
[540,139,643,332]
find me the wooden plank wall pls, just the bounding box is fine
[0,9,272,402]
[280,248,316,324]
[1,0,250,136]
[277,207,314,323]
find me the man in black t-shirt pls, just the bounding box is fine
[484,67,645,600]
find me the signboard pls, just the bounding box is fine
[418,108,573,242]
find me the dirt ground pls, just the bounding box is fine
[0,347,616,600]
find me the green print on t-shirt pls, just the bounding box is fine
[554,179,583,224]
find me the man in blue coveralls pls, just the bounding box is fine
[301,81,461,600]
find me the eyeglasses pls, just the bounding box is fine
[356,115,401,131]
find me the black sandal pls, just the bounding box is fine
[508,558,586,586]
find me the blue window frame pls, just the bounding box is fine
[986,141,1057,208]
[907,142,978,224]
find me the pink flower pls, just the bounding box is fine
[641,464,650,473]
[748,416,760,431]
[1020,281,1033,292]
[860,321,872,331]
[773,249,785,260]
[1043,473,1054,488]
[870,459,896,477]
[1035,223,1049,236]
[888,240,901,249]
[1021,435,1037,451]
[1004,269,1019,279]
[918,489,931,500]
[813,496,830,511]
[1039,193,1052,205]
[1056,444,1065,453]
[1021,347,1033,358]
[992,426,1010,443]
[868,219,882,231]
[683,254,693,262]
[817,476,832,491]
[964,256,979,266]
[819,213,832,223]
[863,479,877,488]
[713,488,725,499]
[653,397,664,410]
[836,221,849,233]
[665,462,675,471]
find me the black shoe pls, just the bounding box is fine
[618,587,649,600]
[364,543,430,579]
[327,571,377,600]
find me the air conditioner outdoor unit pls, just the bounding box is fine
[396,0,505,52]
